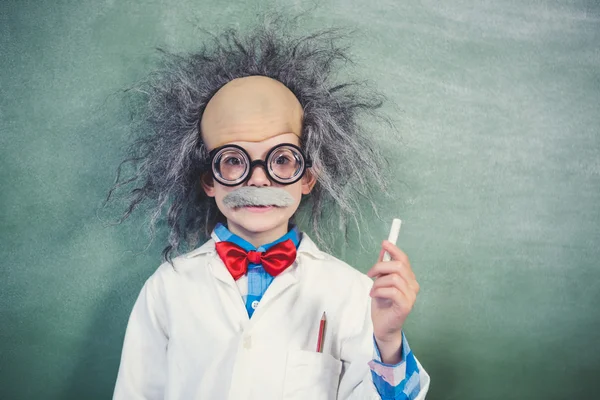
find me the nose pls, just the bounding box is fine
[246,163,271,187]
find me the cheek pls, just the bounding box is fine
[213,186,232,206]
[214,185,228,197]
[286,184,304,204]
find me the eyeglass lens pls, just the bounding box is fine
[268,146,303,181]
[215,149,248,182]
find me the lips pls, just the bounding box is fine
[243,205,275,213]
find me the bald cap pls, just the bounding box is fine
[200,76,304,149]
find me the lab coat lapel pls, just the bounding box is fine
[247,233,322,326]
[188,235,242,292]
[209,254,238,289]
[245,261,300,326]
[207,257,249,324]
[186,233,320,328]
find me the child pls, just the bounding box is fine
[110,19,430,400]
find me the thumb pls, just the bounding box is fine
[377,244,386,263]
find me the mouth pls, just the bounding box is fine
[242,205,277,213]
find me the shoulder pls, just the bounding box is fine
[145,239,217,289]
[298,233,373,294]
[316,252,372,288]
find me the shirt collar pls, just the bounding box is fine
[184,225,325,260]
[212,222,300,251]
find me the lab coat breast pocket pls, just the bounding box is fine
[282,350,343,400]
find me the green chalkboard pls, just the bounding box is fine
[1,1,599,399]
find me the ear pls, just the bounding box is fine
[301,169,317,195]
[200,172,216,197]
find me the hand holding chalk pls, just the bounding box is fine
[367,217,420,364]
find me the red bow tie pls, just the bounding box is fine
[215,239,297,280]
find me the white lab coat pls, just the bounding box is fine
[113,233,430,400]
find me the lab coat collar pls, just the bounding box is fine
[183,235,218,258]
[182,231,327,325]
[296,232,327,260]
[183,230,326,307]
[183,231,326,261]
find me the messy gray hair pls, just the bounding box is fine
[105,16,393,266]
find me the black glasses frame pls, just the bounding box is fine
[207,143,313,187]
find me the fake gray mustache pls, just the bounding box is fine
[222,186,296,208]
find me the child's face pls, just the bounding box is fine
[200,76,316,244]
[202,133,314,243]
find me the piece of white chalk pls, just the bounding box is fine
[382,218,402,262]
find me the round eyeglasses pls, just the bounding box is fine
[207,143,312,186]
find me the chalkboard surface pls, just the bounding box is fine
[1,1,599,399]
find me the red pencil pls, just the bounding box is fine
[316,311,326,353]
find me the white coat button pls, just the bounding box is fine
[251,300,259,310]
[243,335,252,349]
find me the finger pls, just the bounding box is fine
[368,267,419,295]
[381,241,411,266]
[370,273,410,293]
[371,273,418,298]
[371,284,417,308]
[370,286,412,309]
[377,240,410,264]
[382,241,410,265]
[377,246,386,263]
[370,285,404,301]
[367,261,416,281]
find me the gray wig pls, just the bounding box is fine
[105,18,393,266]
